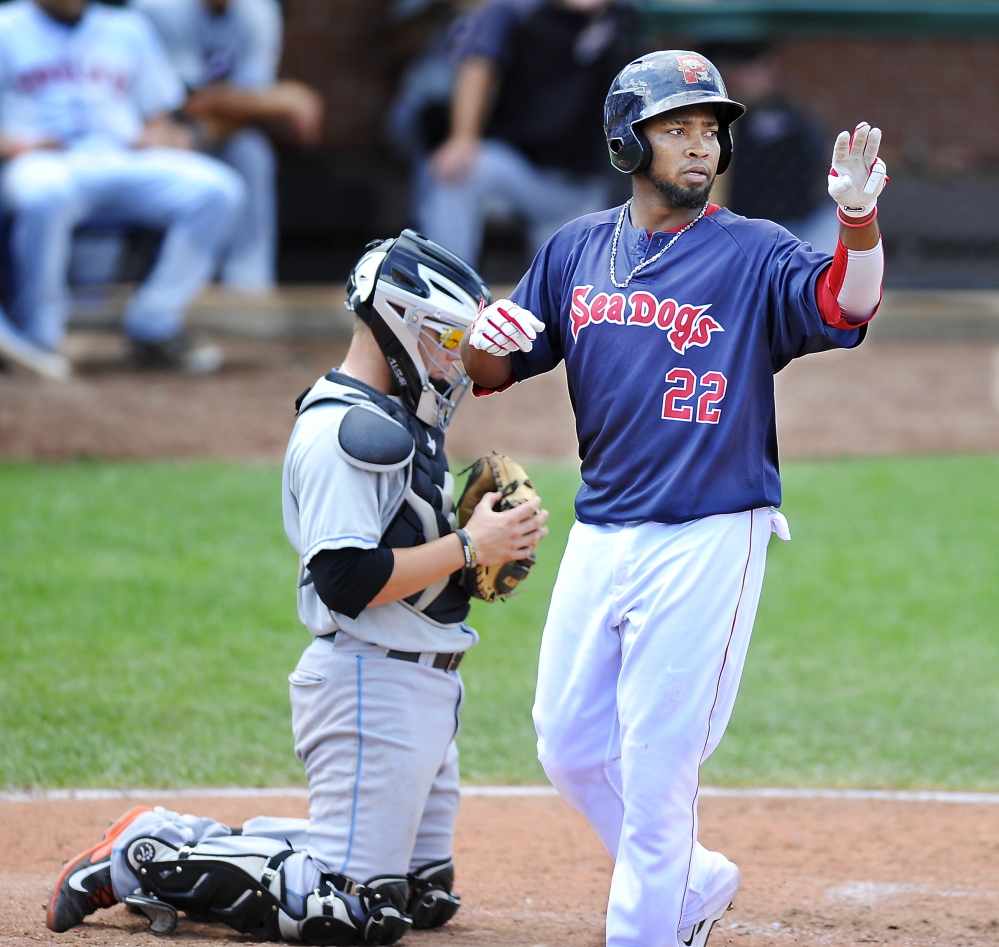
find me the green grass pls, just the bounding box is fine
[2,456,998,791]
[706,454,999,790]
[457,462,582,784]
[0,462,305,789]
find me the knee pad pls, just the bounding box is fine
[125,835,290,939]
[286,874,411,946]
[406,858,461,929]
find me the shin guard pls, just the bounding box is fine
[284,874,411,946]
[125,835,292,939]
[406,858,461,929]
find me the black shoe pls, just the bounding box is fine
[129,332,223,375]
[46,806,153,932]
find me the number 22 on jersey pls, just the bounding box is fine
[662,369,727,424]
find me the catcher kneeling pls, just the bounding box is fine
[46,231,548,946]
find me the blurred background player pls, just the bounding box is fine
[0,298,69,379]
[46,230,550,946]
[384,0,479,167]
[132,0,324,295]
[0,0,246,375]
[707,40,838,253]
[415,0,636,269]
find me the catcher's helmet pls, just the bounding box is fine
[345,229,491,429]
[604,50,746,175]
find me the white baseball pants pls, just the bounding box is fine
[533,508,789,947]
[1,146,244,349]
[214,128,277,293]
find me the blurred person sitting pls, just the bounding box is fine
[0,297,68,379]
[133,0,324,295]
[415,0,636,268]
[0,0,246,375]
[384,0,480,167]
[708,41,838,254]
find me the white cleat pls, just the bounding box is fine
[678,901,733,947]
[0,321,71,380]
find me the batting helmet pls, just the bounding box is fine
[604,50,746,175]
[345,229,491,429]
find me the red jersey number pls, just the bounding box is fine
[662,369,729,424]
[696,371,727,424]
[662,368,696,421]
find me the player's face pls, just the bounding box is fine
[419,325,464,381]
[35,0,86,22]
[641,105,721,209]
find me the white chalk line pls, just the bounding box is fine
[3,785,999,804]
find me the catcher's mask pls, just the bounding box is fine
[604,50,745,176]
[345,229,491,429]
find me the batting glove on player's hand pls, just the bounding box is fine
[467,299,545,356]
[828,122,888,218]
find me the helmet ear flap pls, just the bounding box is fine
[717,125,734,175]
[631,123,653,175]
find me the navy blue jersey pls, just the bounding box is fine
[507,204,866,525]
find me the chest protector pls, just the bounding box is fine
[297,371,470,625]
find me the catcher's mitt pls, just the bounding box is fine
[456,453,538,602]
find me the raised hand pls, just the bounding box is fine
[828,122,888,219]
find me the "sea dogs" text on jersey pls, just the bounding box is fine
[570,285,723,355]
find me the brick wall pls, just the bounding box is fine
[280,0,393,152]
[775,38,999,177]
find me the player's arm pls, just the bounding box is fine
[134,112,199,149]
[309,492,547,615]
[819,122,887,328]
[0,132,60,158]
[459,299,545,390]
[369,492,547,606]
[182,80,324,146]
[428,55,498,182]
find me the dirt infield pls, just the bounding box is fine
[2,330,999,462]
[4,791,998,947]
[4,330,999,945]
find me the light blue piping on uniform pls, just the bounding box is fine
[341,655,364,873]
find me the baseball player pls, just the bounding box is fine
[132,0,324,295]
[459,50,886,947]
[0,0,246,374]
[46,230,549,945]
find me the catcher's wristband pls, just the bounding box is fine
[455,528,478,570]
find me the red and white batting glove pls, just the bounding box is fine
[467,299,545,355]
[828,122,888,219]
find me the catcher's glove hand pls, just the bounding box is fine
[456,453,538,602]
